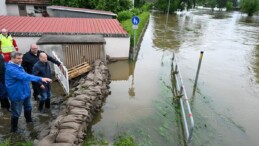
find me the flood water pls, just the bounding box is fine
[87,10,259,146]
[0,9,258,146]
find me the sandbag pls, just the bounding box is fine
[59,122,81,130]
[60,115,85,124]
[70,108,89,117]
[88,86,102,95]
[74,95,89,102]
[59,129,78,137]
[81,81,96,88]
[86,72,95,81]
[55,132,77,144]
[67,100,85,108]
[36,133,57,146]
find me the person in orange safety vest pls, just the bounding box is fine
[0,28,19,62]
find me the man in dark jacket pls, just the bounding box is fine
[0,54,10,111]
[5,51,52,132]
[22,44,61,100]
[32,53,52,112]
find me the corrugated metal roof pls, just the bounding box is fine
[37,35,106,44]
[0,16,128,37]
[48,6,117,17]
[6,0,50,5]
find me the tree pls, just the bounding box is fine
[118,0,133,12]
[135,0,147,7]
[209,0,217,11]
[51,0,133,13]
[240,0,259,16]
[226,0,233,11]
[154,0,181,13]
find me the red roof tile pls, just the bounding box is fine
[6,0,50,5]
[48,6,117,16]
[0,16,128,37]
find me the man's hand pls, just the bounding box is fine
[40,85,45,89]
[41,78,52,83]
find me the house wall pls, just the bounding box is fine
[15,36,130,60]
[104,37,130,59]
[6,4,19,16]
[0,0,7,15]
[26,5,42,17]
[31,44,63,71]
[14,37,41,53]
[47,9,113,18]
[39,44,64,62]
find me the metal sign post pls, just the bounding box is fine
[132,16,140,49]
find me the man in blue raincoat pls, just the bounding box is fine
[5,51,52,133]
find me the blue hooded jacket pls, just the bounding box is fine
[5,62,42,101]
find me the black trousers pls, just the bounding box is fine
[32,82,39,99]
[0,98,10,110]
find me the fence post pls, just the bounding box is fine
[193,51,204,90]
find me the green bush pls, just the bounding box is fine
[118,10,133,22]
[141,2,154,11]
[226,0,233,11]
[130,8,142,16]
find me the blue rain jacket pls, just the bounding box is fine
[5,62,41,101]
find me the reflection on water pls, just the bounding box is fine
[87,10,259,145]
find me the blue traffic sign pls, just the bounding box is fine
[132,16,140,25]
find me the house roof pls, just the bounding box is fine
[6,0,50,5]
[37,35,106,44]
[47,6,117,17]
[0,16,128,37]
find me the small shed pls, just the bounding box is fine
[37,35,106,79]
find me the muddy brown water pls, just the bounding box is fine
[1,9,259,146]
[87,10,259,146]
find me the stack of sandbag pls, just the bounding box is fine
[36,60,111,146]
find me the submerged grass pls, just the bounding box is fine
[114,134,137,146]
[0,139,33,146]
[84,133,137,146]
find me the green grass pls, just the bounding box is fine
[0,139,33,146]
[83,133,137,146]
[121,12,150,48]
[114,135,137,146]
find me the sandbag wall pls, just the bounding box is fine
[36,60,111,146]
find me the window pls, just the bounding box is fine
[34,6,46,13]
[18,5,26,11]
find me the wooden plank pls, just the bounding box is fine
[68,65,91,74]
[68,66,92,79]
[68,62,90,72]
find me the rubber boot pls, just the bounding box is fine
[0,98,10,112]
[10,117,18,132]
[38,101,44,112]
[24,110,32,123]
[45,98,50,109]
